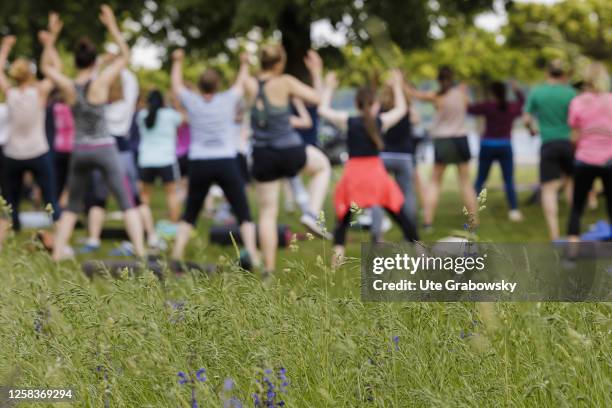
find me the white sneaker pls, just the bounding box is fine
[300,213,332,240]
[508,210,524,222]
[148,236,167,251]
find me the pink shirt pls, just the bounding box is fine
[53,103,75,153]
[176,123,190,157]
[568,92,612,166]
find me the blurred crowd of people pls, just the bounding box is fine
[0,5,610,274]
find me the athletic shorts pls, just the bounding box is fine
[178,155,189,178]
[252,145,307,182]
[433,136,471,164]
[139,164,180,184]
[540,140,574,183]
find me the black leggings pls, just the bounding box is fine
[55,152,71,198]
[1,152,61,231]
[182,158,252,225]
[567,163,612,236]
[334,205,419,246]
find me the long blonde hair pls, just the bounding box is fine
[583,62,610,93]
[9,58,34,85]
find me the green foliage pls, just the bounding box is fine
[0,0,149,58]
[505,0,612,62]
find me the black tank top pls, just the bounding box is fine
[347,116,382,158]
[382,113,414,154]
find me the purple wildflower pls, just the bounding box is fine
[196,368,206,382]
[191,387,198,408]
[178,368,207,408]
[278,368,289,393]
[252,367,288,407]
[222,378,242,408]
[392,335,400,351]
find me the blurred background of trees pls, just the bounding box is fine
[0,0,610,90]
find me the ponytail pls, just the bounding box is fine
[490,81,507,112]
[145,89,164,129]
[356,87,384,151]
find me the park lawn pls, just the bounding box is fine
[0,163,610,407]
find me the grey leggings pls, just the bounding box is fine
[88,150,140,209]
[66,144,135,213]
[371,154,418,239]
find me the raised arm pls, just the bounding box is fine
[380,70,408,132]
[232,52,252,97]
[38,13,65,102]
[90,5,130,95]
[286,49,324,106]
[171,49,185,97]
[39,29,76,105]
[289,97,313,129]
[0,36,16,94]
[40,12,64,72]
[407,86,438,104]
[317,72,348,132]
[510,80,525,106]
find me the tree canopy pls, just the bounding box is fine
[0,0,610,88]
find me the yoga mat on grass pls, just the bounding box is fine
[209,224,293,247]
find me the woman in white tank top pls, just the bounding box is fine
[0,33,61,243]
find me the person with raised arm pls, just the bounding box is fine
[39,6,145,261]
[243,44,331,274]
[0,14,61,239]
[318,70,419,268]
[170,50,260,267]
[468,80,525,222]
[408,66,478,232]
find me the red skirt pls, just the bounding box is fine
[334,156,405,219]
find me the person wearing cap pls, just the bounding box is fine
[523,59,577,240]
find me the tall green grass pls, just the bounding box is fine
[0,165,610,406]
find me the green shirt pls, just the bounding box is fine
[525,83,576,143]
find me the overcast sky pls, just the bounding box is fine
[132,0,562,68]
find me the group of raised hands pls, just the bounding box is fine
[0,5,122,73]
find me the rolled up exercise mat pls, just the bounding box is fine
[73,222,131,241]
[81,257,215,279]
[18,211,52,229]
[209,224,296,248]
[581,220,612,242]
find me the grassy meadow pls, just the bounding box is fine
[0,164,610,407]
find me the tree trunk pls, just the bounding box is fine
[278,2,312,82]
